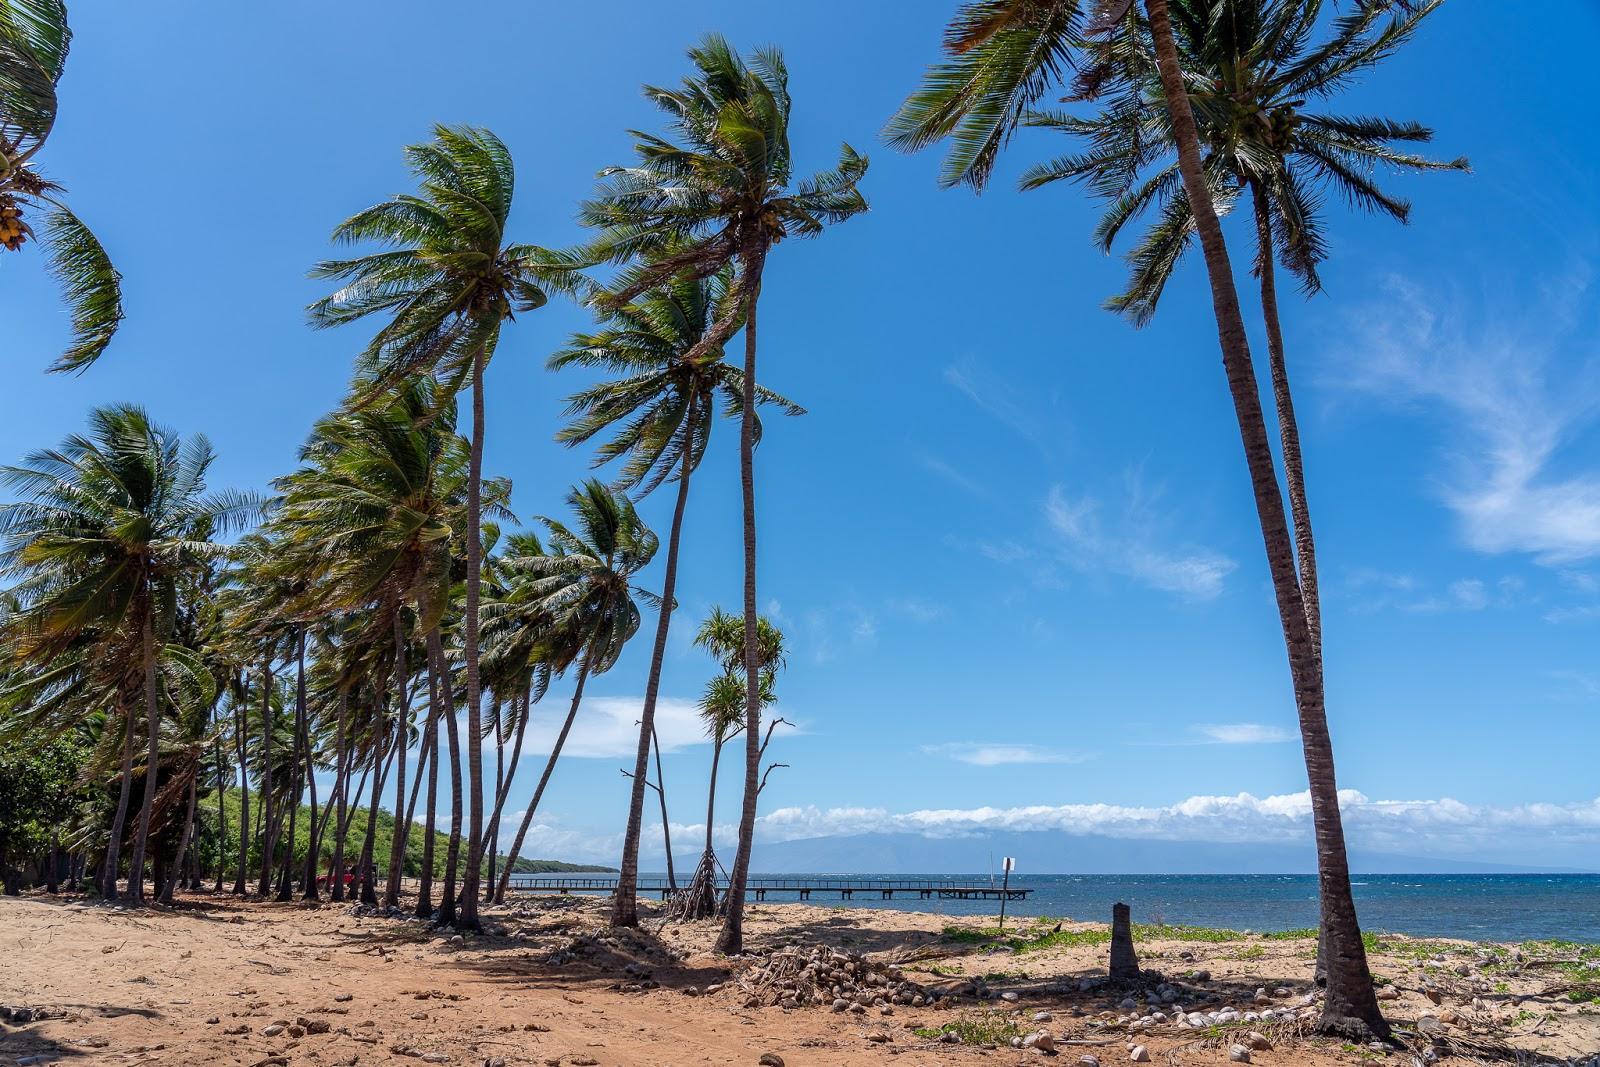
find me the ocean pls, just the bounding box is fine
[737,873,1600,944]
[526,872,1599,943]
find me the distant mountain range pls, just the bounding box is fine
[743,830,1593,875]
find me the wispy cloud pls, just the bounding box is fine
[1192,723,1296,745]
[918,454,993,499]
[943,359,1058,456]
[1334,272,1600,564]
[920,742,1096,767]
[519,696,709,759]
[1045,478,1236,601]
[887,597,948,624]
[1344,568,1522,615]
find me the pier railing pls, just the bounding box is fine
[503,874,1031,901]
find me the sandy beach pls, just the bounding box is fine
[2,892,1595,1066]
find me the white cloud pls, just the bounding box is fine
[519,696,709,760]
[1345,568,1518,614]
[1335,273,1600,564]
[943,359,1056,455]
[920,742,1096,767]
[744,792,1600,858]
[1192,723,1295,745]
[919,454,992,499]
[887,597,948,624]
[1045,481,1236,601]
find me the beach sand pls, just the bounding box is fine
[2,892,1595,1065]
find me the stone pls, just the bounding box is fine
[1246,1031,1272,1051]
[1000,991,1019,1002]
[758,1055,785,1067]
[1109,902,1140,980]
[1077,1057,1101,1067]
[1032,1011,1054,1023]
[261,1024,285,1037]
[1130,1047,1150,1062]
[1376,987,1400,1001]
[1228,1044,1251,1063]
[334,993,353,1002]
[421,1055,450,1064]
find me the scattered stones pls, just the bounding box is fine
[731,946,932,1011]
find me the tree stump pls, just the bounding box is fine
[1110,901,1140,979]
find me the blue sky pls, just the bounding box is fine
[4,2,1598,870]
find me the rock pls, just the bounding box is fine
[1130,1047,1150,1062]
[758,1055,785,1067]
[1246,1031,1272,1051]
[1077,1057,1101,1067]
[1228,1044,1251,1063]
[866,1031,891,1044]
[1033,1011,1054,1023]
[1454,963,1471,976]
[261,1023,285,1036]
[1376,986,1400,1001]
[334,993,353,1003]
[1000,991,1019,1002]
[205,1016,219,1024]
[421,1055,450,1064]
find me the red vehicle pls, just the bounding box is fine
[316,871,357,888]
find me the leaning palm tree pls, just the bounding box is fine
[549,268,803,926]
[308,125,573,929]
[582,35,867,950]
[1021,0,1464,675]
[0,0,123,370]
[493,480,657,903]
[0,405,259,900]
[888,0,1418,1038]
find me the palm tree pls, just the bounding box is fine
[1021,0,1465,673]
[493,480,656,902]
[676,607,784,920]
[887,0,1422,1038]
[0,405,258,900]
[582,36,867,952]
[0,0,124,370]
[548,268,803,926]
[308,125,573,929]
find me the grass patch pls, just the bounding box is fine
[912,1011,1022,1046]
[1228,945,1266,961]
[1261,928,1318,941]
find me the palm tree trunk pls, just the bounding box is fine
[330,687,350,901]
[652,722,676,890]
[357,710,394,907]
[417,638,443,918]
[384,610,410,910]
[1143,0,1383,1039]
[704,734,723,857]
[495,662,590,903]
[256,661,275,896]
[482,689,530,903]
[1249,179,1321,651]
[277,634,306,901]
[231,680,250,895]
[459,346,489,930]
[298,633,320,899]
[127,603,162,902]
[716,245,768,956]
[161,770,199,904]
[486,701,503,898]
[613,390,701,925]
[431,632,464,927]
[213,723,228,893]
[104,699,136,899]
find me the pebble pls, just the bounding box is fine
[1228,1044,1251,1063]
[1077,1056,1100,1067]
[261,1023,285,1037]
[1129,1047,1149,1062]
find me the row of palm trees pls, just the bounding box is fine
[3,0,1464,1041]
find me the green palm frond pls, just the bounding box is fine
[38,202,123,372]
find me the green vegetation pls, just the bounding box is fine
[912,1012,1022,1046]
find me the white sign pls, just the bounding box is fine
[1002,857,1016,873]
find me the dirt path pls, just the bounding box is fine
[1,893,1594,1066]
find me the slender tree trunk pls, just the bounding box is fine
[432,633,464,927]
[717,246,768,955]
[232,681,250,895]
[330,688,350,901]
[256,661,275,896]
[613,392,699,925]
[161,769,199,904]
[213,724,227,893]
[104,700,136,899]
[482,689,530,903]
[1249,179,1321,652]
[652,722,676,890]
[704,734,724,857]
[460,346,489,930]
[357,710,394,907]
[46,834,59,894]
[384,611,410,910]
[1142,0,1383,1039]
[495,663,589,903]
[296,632,320,899]
[417,636,444,918]
[277,634,307,902]
[127,604,162,903]
[486,701,503,899]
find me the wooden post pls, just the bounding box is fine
[998,857,1015,932]
[1110,901,1140,979]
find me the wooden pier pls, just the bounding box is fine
[504,875,1031,902]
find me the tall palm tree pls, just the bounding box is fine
[0,405,258,900]
[308,125,572,929]
[887,0,1418,1038]
[493,480,656,902]
[582,36,867,952]
[548,268,803,926]
[1021,0,1464,673]
[0,0,123,370]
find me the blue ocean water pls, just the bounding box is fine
[741,874,1600,944]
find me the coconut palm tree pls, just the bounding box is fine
[582,35,867,952]
[675,607,784,920]
[548,268,803,926]
[1021,0,1465,671]
[493,480,657,902]
[0,0,124,370]
[0,405,259,900]
[308,125,574,928]
[887,0,1419,1037]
